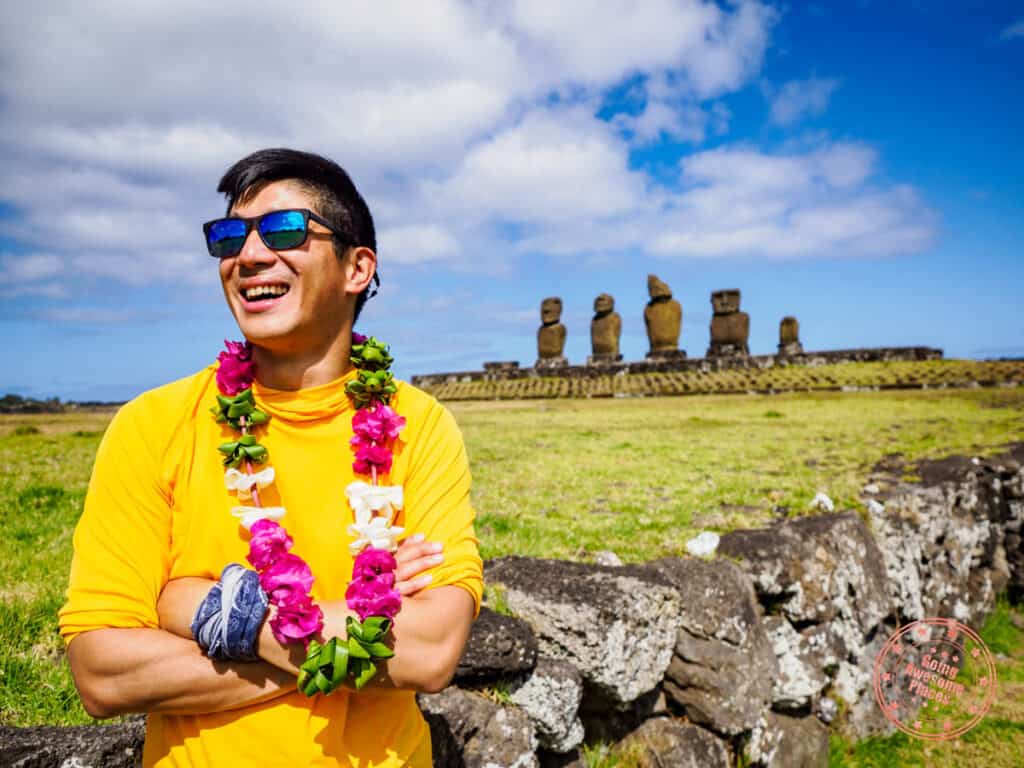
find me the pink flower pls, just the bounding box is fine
[352,443,393,475]
[352,548,397,581]
[259,553,314,605]
[247,520,293,571]
[352,331,368,345]
[352,405,406,443]
[345,575,401,620]
[270,596,323,644]
[216,339,256,395]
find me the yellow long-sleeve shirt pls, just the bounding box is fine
[59,365,483,767]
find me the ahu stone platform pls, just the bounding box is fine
[410,354,1024,402]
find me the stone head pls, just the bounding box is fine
[594,293,615,314]
[540,297,563,324]
[711,289,741,314]
[647,274,672,300]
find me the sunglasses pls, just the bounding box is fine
[202,209,339,259]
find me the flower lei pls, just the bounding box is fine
[212,332,406,695]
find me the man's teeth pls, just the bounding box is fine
[243,285,289,300]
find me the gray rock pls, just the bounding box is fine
[718,512,893,715]
[816,697,839,724]
[485,557,681,705]
[645,557,776,735]
[418,688,538,768]
[509,658,584,754]
[869,446,1024,626]
[455,607,538,685]
[0,718,145,768]
[745,712,829,768]
[618,718,731,768]
[593,550,623,567]
[761,616,829,711]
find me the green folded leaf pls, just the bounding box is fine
[347,638,371,659]
[361,616,388,633]
[331,645,350,686]
[354,660,377,690]
[313,670,331,695]
[239,434,257,446]
[248,409,269,425]
[300,674,320,697]
[346,617,365,641]
[365,641,394,659]
[218,440,239,455]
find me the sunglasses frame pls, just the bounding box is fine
[202,208,340,259]
[203,207,381,297]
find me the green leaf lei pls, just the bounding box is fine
[295,334,402,696]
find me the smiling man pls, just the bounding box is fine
[58,148,482,767]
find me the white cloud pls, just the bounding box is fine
[379,225,460,265]
[1000,20,1024,39]
[0,0,782,290]
[649,142,934,259]
[430,106,647,226]
[768,77,840,126]
[0,253,63,282]
[0,0,934,303]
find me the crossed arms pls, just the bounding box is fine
[68,538,473,718]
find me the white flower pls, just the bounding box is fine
[347,515,405,555]
[231,505,287,530]
[685,531,720,557]
[224,467,276,501]
[810,492,835,513]
[345,481,403,523]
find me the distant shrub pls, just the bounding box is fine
[12,425,40,436]
[763,410,784,418]
[71,430,100,438]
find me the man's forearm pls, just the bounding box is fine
[254,587,474,693]
[68,628,295,719]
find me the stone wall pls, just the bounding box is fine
[412,347,943,388]
[3,444,1021,768]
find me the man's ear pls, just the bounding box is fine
[345,246,377,296]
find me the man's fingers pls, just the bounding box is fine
[398,574,433,597]
[394,539,443,565]
[395,553,444,583]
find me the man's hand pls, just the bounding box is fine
[156,535,444,644]
[394,533,445,596]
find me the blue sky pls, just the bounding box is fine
[1,1,1022,402]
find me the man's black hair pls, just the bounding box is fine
[217,148,378,322]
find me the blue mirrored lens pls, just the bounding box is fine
[207,219,248,258]
[259,210,307,249]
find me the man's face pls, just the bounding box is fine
[219,180,352,353]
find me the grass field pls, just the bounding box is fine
[1,387,1022,767]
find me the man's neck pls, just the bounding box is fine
[251,334,354,391]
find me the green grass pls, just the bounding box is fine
[449,387,1024,562]
[828,598,1024,767]
[0,415,107,725]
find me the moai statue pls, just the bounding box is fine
[535,297,568,369]
[778,316,804,356]
[588,293,623,366]
[706,289,750,358]
[644,274,685,360]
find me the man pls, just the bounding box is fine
[59,148,482,766]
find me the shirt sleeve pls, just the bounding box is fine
[58,396,174,645]
[400,400,483,617]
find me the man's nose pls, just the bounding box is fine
[237,228,277,270]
